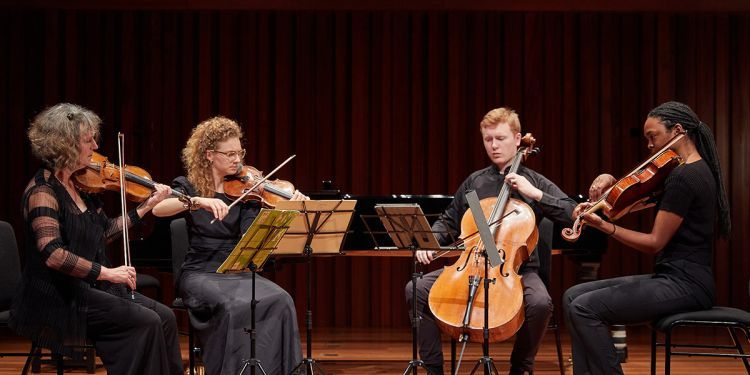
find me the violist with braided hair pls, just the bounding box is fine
[562,101,731,374]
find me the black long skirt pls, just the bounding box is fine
[179,271,302,375]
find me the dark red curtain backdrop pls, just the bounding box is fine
[1,5,749,328]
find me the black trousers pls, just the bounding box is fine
[562,274,709,375]
[86,288,183,375]
[405,267,553,373]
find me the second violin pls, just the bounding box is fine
[223,165,296,208]
[562,133,685,242]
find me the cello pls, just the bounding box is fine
[428,134,540,343]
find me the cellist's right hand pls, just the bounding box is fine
[588,173,617,201]
[416,250,435,265]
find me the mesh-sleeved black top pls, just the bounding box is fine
[10,169,141,356]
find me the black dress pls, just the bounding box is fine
[173,177,302,375]
[10,169,183,375]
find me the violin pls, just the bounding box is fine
[223,165,296,208]
[561,133,685,242]
[428,134,540,343]
[73,151,190,203]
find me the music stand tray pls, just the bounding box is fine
[216,209,299,274]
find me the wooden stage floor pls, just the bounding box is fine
[1,325,748,374]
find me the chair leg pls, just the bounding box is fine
[85,346,96,373]
[55,353,64,375]
[31,346,41,373]
[726,326,750,374]
[553,321,565,375]
[450,337,457,375]
[664,328,672,375]
[21,343,36,375]
[650,329,657,375]
[189,324,195,375]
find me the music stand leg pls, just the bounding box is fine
[403,245,425,375]
[291,245,326,375]
[469,252,498,375]
[239,264,268,375]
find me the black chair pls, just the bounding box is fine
[0,220,37,374]
[0,220,98,374]
[170,218,200,375]
[131,238,163,301]
[650,283,750,375]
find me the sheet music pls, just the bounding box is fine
[374,203,445,251]
[217,209,299,273]
[273,200,356,254]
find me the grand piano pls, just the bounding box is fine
[131,190,606,268]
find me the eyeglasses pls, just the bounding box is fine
[211,149,246,159]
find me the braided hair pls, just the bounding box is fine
[647,101,731,237]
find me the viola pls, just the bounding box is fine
[428,134,540,343]
[73,151,190,203]
[223,165,296,208]
[561,133,685,242]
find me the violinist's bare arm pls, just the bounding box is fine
[152,198,185,217]
[135,183,172,218]
[581,209,683,254]
[153,196,230,220]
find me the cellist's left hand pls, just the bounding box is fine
[505,173,543,201]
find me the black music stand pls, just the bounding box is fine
[464,191,503,375]
[274,200,356,375]
[216,209,300,375]
[369,204,458,375]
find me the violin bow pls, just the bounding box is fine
[210,154,296,224]
[117,132,135,299]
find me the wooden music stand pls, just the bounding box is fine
[216,209,299,375]
[274,200,356,375]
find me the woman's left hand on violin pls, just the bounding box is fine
[142,183,173,210]
[290,190,309,201]
[580,210,607,231]
[505,173,543,201]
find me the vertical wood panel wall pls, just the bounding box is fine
[1,10,748,328]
